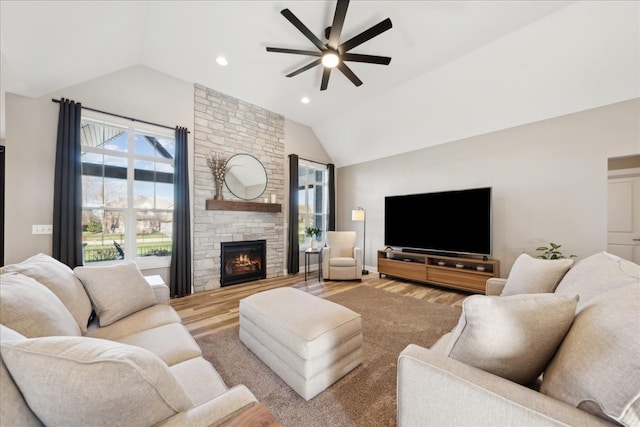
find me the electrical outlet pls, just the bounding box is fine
[32,225,53,234]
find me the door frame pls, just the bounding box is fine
[607,166,640,263]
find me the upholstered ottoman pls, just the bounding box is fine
[239,287,363,400]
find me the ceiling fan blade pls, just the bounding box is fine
[266,47,322,57]
[342,53,391,65]
[328,0,350,50]
[339,18,393,53]
[337,62,363,87]
[286,58,322,78]
[281,9,326,52]
[320,67,332,91]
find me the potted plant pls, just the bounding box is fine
[305,226,322,249]
[536,242,576,260]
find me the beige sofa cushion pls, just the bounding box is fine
[74,262,156,327]
[1,336,193,427]
[116,322,202,366]
[0,325,43,426]
[501,253,574,296]
[3,253,92,333]
[444,293,578,385]
[0,273,81,337]
[541,283,640,427]
[86,304,182,341]
[554,251,640,313]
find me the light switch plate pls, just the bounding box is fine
[32,225,53,234]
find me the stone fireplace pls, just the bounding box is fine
[220,240,266,286]
[192,84,285,292]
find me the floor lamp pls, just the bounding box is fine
[352,207,369,275]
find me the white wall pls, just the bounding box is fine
[4,66,194,282]
[284,120,331,164]
[337,99,640,276]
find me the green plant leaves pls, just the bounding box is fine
[535,242,576,259]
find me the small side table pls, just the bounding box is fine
[304,248,323,281]
[144,275,165,286]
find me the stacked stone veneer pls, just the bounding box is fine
[193,84,285,292]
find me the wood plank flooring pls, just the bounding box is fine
[171,273,469,340]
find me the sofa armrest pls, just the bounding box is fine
[158,385,258,427]
[397,344,612,427]
[144,275,170,304]
[485,277,507,296]
[151,283,170,305]
[322,247,330,274]
[353,247,362,271]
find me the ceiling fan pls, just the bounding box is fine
[266,0,392,91]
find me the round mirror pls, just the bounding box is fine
[224,154,268,200]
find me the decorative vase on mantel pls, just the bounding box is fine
[207,153,228,202]
[214,180,224,200]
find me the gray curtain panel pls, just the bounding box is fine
[170,126,192,297]
[287,154,299,273]
[327,163,336,231]
[53,99,83,268]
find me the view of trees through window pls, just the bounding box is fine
[298,162,328,245]
[81,117,174,263]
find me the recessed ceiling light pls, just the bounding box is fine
[301,97,310,104]
[216,56,228,66]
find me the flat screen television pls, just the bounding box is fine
[385,187,492,257]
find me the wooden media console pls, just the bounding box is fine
[377,249,500,293]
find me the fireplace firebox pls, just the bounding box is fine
[220,240,266,287]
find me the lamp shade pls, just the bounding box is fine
[352,209,365,221]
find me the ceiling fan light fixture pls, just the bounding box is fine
[266,0,392,90]
[321,52,340,68]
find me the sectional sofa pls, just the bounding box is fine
[0,253,258,426]
[398,252,640,426]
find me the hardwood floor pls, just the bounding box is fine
[171,273,469,340]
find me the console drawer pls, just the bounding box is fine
[378,259,426,282]
[427,268,486,292]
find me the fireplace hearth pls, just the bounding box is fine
[220,240,266,287]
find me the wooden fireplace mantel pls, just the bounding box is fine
[206,199,281,213]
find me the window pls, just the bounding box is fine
[80,114,174,266]
[298,161,328,246]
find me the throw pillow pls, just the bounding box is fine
[4,253,93,333]
[554,251,640,313]
[74,262,156,327]
[541,283,640,427]
[0,272,81,337]
[0,325,43,427]
[500,253,574,296]
[444,293,578,385]
[1,336,192,427]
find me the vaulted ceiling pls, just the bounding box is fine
[1,1,638,166]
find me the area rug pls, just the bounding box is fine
[195,286,462,427]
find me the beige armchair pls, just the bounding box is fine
[322,231,362,281]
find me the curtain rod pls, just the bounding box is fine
[51,98,190,133]
[293,154,330,167]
